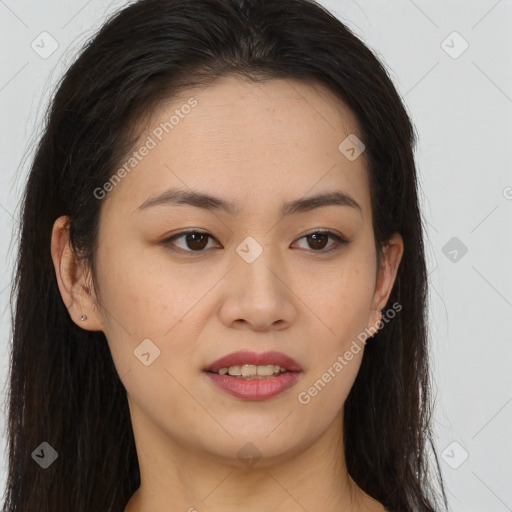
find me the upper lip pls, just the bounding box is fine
[204,350,303,373]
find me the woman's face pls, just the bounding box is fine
[59,76,403,467]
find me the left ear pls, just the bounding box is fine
[368,232,404,329]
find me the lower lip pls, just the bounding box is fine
[204,371,301,401]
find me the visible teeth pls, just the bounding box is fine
[241,365,257,377]
[215,364,288,378]
[256,364,275,376]
[228,365,242,376]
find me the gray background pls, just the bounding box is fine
[0,1,511,510]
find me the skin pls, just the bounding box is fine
[51,76,403,512]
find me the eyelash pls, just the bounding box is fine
[161,229,350,255]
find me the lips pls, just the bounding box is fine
[204,350,303,373]
[203,350,303,400]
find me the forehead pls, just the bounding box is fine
[159,75,363,163]
[101,75,371,223]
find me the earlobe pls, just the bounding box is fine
[50,215,104,331]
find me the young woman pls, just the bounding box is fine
[3,0,447,511]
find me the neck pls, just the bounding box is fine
[124,407,380,512]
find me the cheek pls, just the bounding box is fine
[95,243,192,331]
[93,247,211,372]
[301,350,363,401]
[306,259,375,352]
[292,256,375,414]
[93,255,203,424]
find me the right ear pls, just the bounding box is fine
[50,215,104,331]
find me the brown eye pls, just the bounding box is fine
[183,232,209,250]
[294,230,349,253]
[164,230,219,252]
[306,232,329,250]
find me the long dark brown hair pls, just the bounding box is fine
[3,0,447,510]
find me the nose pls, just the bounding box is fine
[217,239,297,332]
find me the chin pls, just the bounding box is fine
[196,425,313,467]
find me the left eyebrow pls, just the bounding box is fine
[136,187,362,217]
